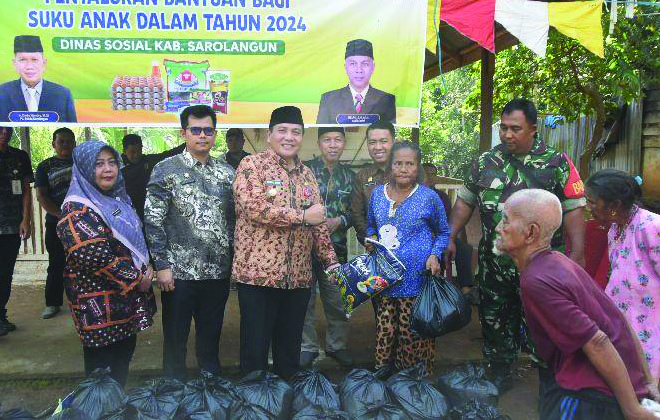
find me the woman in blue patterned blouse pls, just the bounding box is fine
[366,141,450,375]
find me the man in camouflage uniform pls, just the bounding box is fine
[446,99,586,392]
[301,127,355,368]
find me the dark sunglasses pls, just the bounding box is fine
[187,127,216,136]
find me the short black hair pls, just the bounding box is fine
[387,141,425,184]
[52,127,74,143]
[586,169,642,212]
[502,98,537,127]
[226,128,244,139]
[1,127,15,139]
[122,134,142,150]
[366,120,395,139]
[180,105,217,130]
[318,127,346,139]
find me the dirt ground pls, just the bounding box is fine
[0,284,539,419]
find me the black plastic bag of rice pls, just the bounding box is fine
[436,364,498,407]
[289,369,340,412]
[448,400,512,420]
[354,401,412,420]
[180,411,214,420]
[48,408,86,420]
[125,378,184,420]
[234,371,294,420]
[227,396,275,420]
[338,368,392,418]
[328,239,406,317]
[411,273,472,338]
[291,404,349,420]
[175,371,236,420]
[65,368,125,420]
[0,405,34,420]
[98,405,142,420]
[386,364,449,419]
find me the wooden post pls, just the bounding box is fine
[411,127,420,144]
[479,48,495,153]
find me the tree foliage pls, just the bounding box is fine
[465,7,660,173]
[400,67,480,178]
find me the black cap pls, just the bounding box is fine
[318,127,345,138]
[122,134,142,149]
[345,39,373,59]
[269,106,304,130]
[14,35,43,54]
[226,128,244,139]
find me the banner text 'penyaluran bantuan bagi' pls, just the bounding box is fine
[0,0,426,126]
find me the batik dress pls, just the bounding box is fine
[607,205,660,380]
[366,183,449,373]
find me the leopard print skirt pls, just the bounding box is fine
[374,296,435,375]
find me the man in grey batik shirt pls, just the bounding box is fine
[144,105,235,380]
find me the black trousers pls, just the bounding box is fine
[538,368,628,420]
[0,233,21,321]
[454,238,474,287]
[45,221,66,307]
[238,283,311,380]
[161,279,230,380]
[83,334,137,387]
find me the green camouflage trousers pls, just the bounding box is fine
[477,244,538,366]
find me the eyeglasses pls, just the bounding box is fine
[187,127,216,136]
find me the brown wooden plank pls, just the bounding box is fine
[644,101,660,111]
[642,135,660,148]
[479,49,495,153]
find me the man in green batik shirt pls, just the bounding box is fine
[445,99,587,393]
[301,127,355,368]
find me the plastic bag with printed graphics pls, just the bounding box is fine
[436,364,498,408]
[330,239,406,316]
[386,364,449,419]
[289,369,340,412]
[338,368,392,418]
[411,273,472,338]
[234,371,294,420]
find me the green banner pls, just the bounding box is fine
[0,0,427,127]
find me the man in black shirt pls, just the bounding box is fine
[121,134,185,220]
[224,128,250,170]
[35,127,75,319]
[0,126,34,335]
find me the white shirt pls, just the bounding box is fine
[21,79,42,112]
[349,85,370,107]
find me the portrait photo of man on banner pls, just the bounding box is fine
[0,35,77,123]
[316,39,397,125]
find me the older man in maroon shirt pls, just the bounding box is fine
[495,188,658,420]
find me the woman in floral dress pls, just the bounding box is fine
[586,169,660,383]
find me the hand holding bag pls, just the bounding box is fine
[411,272,472,338]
